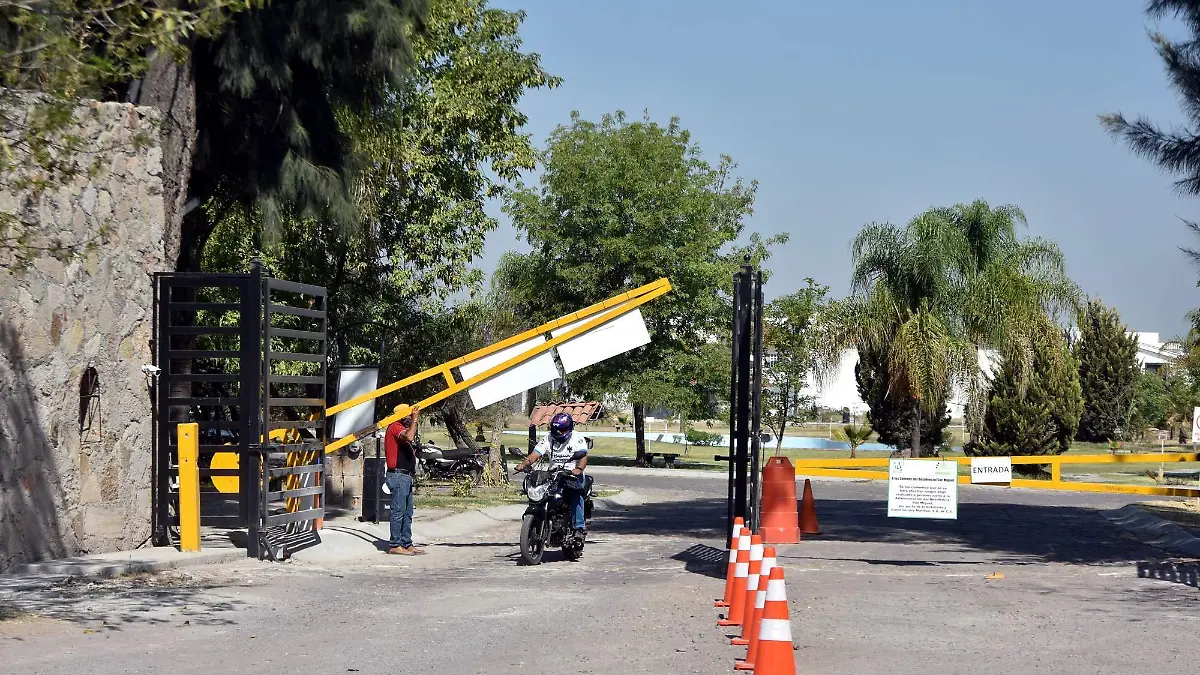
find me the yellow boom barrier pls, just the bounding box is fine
[323,277,673,454]
[788,453,1200,498]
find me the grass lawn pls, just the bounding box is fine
[412,423,1199,487]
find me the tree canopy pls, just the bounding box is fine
[1073,299,1141,442]
[817,200,1080,456]
[498,110,784,463]
[762,279,829,451]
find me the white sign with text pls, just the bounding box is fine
[970,456,1012,484]
[888,459,958,519]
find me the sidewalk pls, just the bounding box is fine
[2,489,646,579]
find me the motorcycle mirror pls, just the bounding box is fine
[585,437,594,450]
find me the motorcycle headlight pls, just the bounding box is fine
[526,483,549,502]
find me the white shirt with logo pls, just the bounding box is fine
[533,432,589,471]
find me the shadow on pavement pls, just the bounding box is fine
[671,544,726,579]
[0,574,246,630]
[591,489,1180,568]
[805,498,1172,565]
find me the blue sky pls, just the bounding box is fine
[479,0,1197,337]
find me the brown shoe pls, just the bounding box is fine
[387,546,416,555]
[405,546,426,556]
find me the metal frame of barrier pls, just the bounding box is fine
[788,454,1200,497]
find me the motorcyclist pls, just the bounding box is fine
[513,412,590,537]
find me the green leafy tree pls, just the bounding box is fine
[1126,370,1168,439]
[498,110,784,466]
[202,0,556,359]
[762,279,829,451]
[968,323,1082,462]
[1073,300,1141,442]
[0,1,258,267]
[1163,374,1200,442]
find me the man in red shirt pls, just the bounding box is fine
[384,404,423,555]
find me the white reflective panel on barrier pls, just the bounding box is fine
[552,307,651,374]
[460,336,559,409]
[332,366,380,439]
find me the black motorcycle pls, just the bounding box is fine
[416,441,487,483]
[516,449,595,565]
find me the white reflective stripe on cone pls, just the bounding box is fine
[754,589,767,609]
[758,618,793,642]
[749,544,763,560]
[746,574,759,591]
[735,562,749,576]
[738,536,751,551]
[728,548,738,562]
[766,578,787,601]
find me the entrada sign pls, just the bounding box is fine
[970,456,1013,484]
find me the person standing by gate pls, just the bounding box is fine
[385,404,424,555]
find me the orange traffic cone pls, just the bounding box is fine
[716,521,746,607]
[733,545,775,646]
[738,566,795,675]
[717,531,752,626]
[735,547,777,668]
[725,535,763,632]
[799,479,821,535]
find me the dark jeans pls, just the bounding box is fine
[564,473,587,530]
[386,471,414,548]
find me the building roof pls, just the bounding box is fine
[530,401,604,426]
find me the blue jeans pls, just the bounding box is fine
[564,474,586,530]
[386,471,414,548]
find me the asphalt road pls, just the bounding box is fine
[1,471,1198,675]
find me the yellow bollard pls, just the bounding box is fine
[178,422,201,552]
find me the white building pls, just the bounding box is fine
[786,331,1180,420]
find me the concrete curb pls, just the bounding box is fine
[594,489,646,511]
[10,547,246,580]
[1104,504,1200,558]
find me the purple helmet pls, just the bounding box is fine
[549,412,575,443]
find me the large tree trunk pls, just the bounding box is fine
[910,401,922,458]
[442,395,479,451]
[126,51,197,271]
[126,51,199,422]
[633,403,648,467]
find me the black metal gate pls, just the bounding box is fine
[151,262,327,559]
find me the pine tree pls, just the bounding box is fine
[854,345,950,452]
[1074,300,1140,442]
[969,326,1081,458]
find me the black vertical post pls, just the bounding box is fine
[749,269,765,532]
[152,275,169,546]
[246,448,262,559]
[725,270,743,539]
[528,424,537,454]
[240,261,264,527]
[734,262,753,525]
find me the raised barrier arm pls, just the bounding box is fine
[324,278,673,454]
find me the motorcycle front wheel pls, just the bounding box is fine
[519,514,544,565]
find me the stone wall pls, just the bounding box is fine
[0,97,166,571]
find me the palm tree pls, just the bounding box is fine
[835,424,873,459]
[816,201,1080,457]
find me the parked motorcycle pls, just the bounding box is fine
[515,449,594,565]
[416,440,486,483]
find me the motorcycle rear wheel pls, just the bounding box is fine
[519,514,544,565]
